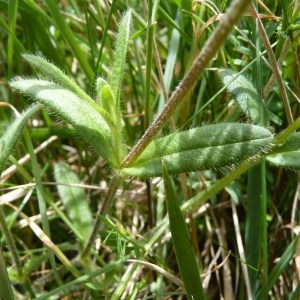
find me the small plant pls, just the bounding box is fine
[1,0,300,299]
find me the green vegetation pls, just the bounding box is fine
[0,0,299,299]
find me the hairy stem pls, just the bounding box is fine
[122,0,252,167]
[181,157,259,214]
[81,174,122,258]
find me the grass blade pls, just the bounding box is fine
[43,0,93,81]
[245,164,262,294]
[34,259,124,300]
[0,246,14,300]
[256,237,298,298]
[162,161,206,300]
[7,0,19,77]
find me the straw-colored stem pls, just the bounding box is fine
[251,3,294,124]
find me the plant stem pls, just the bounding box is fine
[180,117,300,215]
[0,205,23,276]
[251,3,294,124]
[260,157,268,299]
[23,128,62,286]
[273,117,300,145]
[181,157,260,214]
[0,245,14,300]
[144,0,154,131]
[81,174,122,258]
[245,164,262,294]
[121,0,252,167]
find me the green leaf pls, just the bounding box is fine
[22,54,117,130]
[43,0,93,81]
[0,246,14,300]
[0,104,40,174]
[256,237,298,298]
[9,78,119,168]
[162,162,206,300]
[22,54,94,105]
[122,123,273,177]
[109,10,131,108]
[266,132,300,169]
[218,69,269,126]
[54,162,93,247]
[23,54,115,128]
[96,77,116,123]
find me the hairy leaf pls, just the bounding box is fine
[96,77,116,123]
[0,104,40,174]
[22,54,94,105]
[54,162,93,247]
[218,69,269,126]
[109,10,131,105]
[9,79,119,167]
[122,123,273,177]
[22,54,117,130]
[266,132,300,169]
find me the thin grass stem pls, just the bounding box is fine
[23,129,62,286]
[0,246,14,300]
[260,157,268,298]
[251,3,294,124]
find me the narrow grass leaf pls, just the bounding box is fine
[0,247,14,300]
[34,259,124,300]
[266,132,300,169]
[43,0,93,81]
[20,13,63,65]
[0,104,40,174]
[54,162,93,247]
[158,9,181,111]
[22,126,63,285]
[245,164,262,293]
[0,17,25,55]
[9,79,119,168]
[7,0,19,77]
[122,123,273,177]
[256,237,298,298]
[218,69,269,126]
[19,209,80,278]
[180,0,193,39]
[158,7,191,43]
[162,161,206,300]
[144,1,155,129]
